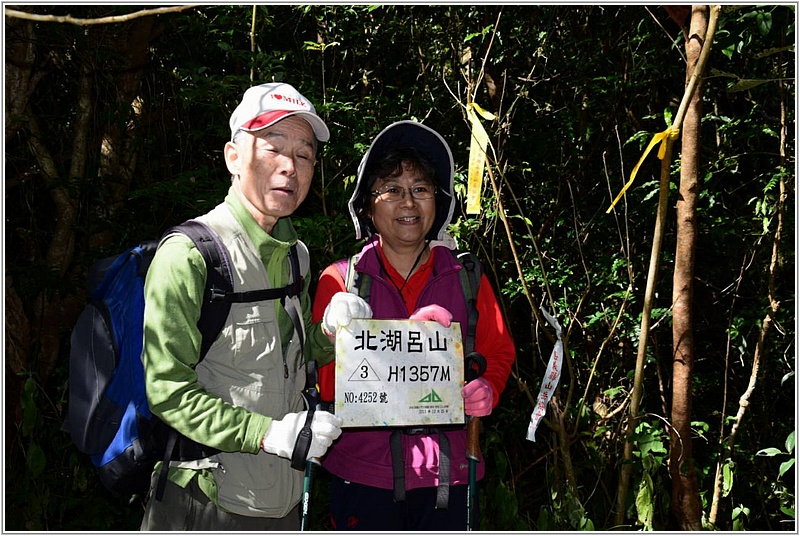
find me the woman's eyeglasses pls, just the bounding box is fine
[371,184,436,202]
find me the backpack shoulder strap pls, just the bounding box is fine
[166,219,234,361]
[287,244,304,298]
[166,220,307,357]
[335,253,369,299]
[455,250,481,356]
[281,243,305,366]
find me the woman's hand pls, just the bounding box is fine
[409,304,452,327]
[462,378,493,417]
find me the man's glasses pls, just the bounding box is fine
[371,184,437,203]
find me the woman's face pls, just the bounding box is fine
[369,163,436,251]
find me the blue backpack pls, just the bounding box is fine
[63,219,304,500]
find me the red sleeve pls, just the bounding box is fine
[472,273,516,407]
[313,263,346,402]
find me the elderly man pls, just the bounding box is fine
[139,82,342,531]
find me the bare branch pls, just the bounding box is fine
[4,5,198,25]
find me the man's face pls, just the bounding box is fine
[225,115,317,232]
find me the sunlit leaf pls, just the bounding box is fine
[722,461,733,497]
[635,473,654,530]
[778,459,794,479]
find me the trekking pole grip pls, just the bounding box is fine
[464,352,487,461]
[466,417,481,461]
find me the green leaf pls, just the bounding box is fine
[722,460,734,497]
[27,442,47,477]
[756,11,772,36]
[721,44,735,60]
[785,430,795,454]
[635,473,654,530]
[778,459,794,479]
[756,447,782,457]
[21,378,38,437]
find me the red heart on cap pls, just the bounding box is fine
[274,94,283,100]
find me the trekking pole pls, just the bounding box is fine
[300,458,320,531]
[295,360,321,531]
[465,353,487,531]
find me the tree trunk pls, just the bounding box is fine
[9,14,157,411]
[669,5,707,530]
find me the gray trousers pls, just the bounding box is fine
[140,472,300,531]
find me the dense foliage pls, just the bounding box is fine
[4,5,795,531]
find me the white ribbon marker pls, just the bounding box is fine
[526,308,564,442]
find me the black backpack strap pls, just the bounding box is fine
[167,219,236,361]
[282,244,305,357]
[165,224,306,358]
[287,243,305,298]
[390,430,405,503]
[152,219,233,501]
[456,251,481,355]
[155,430,178,502]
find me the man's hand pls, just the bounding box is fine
[409,304,452,327]
[322,292,373,337]
[462,378,493,417]
[261,410,343,459]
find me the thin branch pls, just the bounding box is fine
[4,5,198,25]
[250,6,257,83]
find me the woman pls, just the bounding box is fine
[311,120,515,531]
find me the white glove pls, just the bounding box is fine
[261,410,343,460]
[322,292,373,336]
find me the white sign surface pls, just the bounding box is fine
[335,318,465,428]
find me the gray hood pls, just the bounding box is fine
[348,120,455,241]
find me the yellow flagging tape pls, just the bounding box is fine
[466,102,496,215]
[606,127,680,213]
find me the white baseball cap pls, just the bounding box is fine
[229,82,330,142]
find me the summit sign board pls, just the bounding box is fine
[334,318,465,428]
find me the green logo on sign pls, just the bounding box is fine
[418,390,443,403]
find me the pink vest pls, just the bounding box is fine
[321,238,484,490]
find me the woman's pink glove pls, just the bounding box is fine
[462,377,493,417]
[409,304,452,327]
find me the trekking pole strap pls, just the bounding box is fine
[290,409,315,471]
[290,361,319,471]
